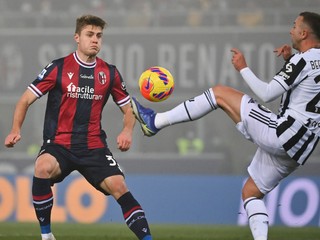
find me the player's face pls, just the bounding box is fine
[74,25,103,59]
[290,16,306,51]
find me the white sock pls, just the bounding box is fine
[244,197,269,240]
[41,233,53,239]
[155,88,218,129]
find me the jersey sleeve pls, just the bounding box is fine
[111,67,130,107]
[28,61,58,98]
[240,67,286,102]
[273,53,308,91]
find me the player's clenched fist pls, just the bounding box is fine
[231,48,248,72]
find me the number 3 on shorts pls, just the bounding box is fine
[106,155,117,166]
[105,155,123,173]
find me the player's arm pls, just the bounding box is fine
[4,89,38,147]
[231,48,286,102]
[117,102,136,152]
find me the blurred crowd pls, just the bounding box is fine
[0,0,319,29]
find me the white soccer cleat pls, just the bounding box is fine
[42,233,56,240]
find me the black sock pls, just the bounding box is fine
[117,192,152,239]
[32,176,53,234]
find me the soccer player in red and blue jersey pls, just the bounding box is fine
[5,15,152,240]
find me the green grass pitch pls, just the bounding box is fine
[0,222,319,240]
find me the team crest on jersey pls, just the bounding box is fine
[121,82,126,90]
[98,71,107,85]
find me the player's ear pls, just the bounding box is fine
[301,26,311,40]
[301,29,307,39]
[74,33,80,44]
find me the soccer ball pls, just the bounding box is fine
[138,66,174,102]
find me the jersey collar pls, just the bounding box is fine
[73,51,97,68]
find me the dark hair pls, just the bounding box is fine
[75,15,107,34]
[300,12,320,40]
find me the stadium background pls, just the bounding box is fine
[0,0,320,226]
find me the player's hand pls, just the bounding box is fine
[117,130,132,152]
[4,133,21,148]
[274,44,292,61]
[231,48,247,72]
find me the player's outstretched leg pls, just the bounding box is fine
[131,88,218,137]
[131,97,159,136]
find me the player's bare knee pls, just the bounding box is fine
[101,176,128,198]
[212,85,230,108]
[34,155,59,178]
[114,185,129,198]
[242,179,264,200]
[34,162,53,178]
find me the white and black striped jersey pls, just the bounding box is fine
[273,48,320,164]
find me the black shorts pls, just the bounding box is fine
[38,143,124,195]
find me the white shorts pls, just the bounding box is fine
[236,95,299,194]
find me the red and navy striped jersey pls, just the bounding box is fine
[28,52,130,149]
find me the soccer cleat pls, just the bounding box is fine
[131,97,159,136]
[42,233,56,240]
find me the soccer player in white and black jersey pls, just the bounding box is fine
[131,12,320,240]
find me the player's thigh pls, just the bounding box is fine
[78,147,125,196]
[36,144,76,182]
[248,147,299,195]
